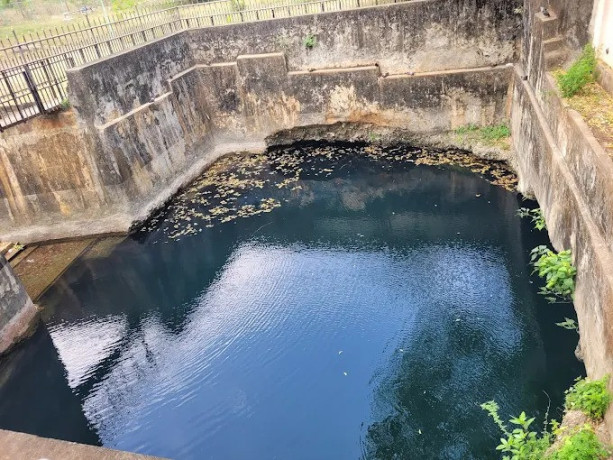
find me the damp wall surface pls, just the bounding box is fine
[512,0,613,439]
[0,254,37,354]
[0,0,520,243]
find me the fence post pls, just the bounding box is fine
[23,67,46,114]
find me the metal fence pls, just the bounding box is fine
[0,0,403,130]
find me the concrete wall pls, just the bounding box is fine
[187,0,521,73]
[0,255,37,354]
[0,0,519,243]
[591,0,613,68]
[513,0,613,439]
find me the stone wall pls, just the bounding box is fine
[0,0,519,242]
[512,0,613,439]
[0,255,37,354]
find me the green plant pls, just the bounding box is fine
[368,133,380,142]
[454,123,479,135]
[59,97,70,110]
[530,246,576,302]
[518,207,546,230]
[549,426,609,460]
[303,34,316,49]
[557,45,597,98]
[481,124,511,140]
[481,401,551,459]
[556,317,579,332]
[565,376,611,421]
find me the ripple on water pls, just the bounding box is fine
[0,143,582,460]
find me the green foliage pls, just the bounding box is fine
[481,124,511,140]
[518,207,546,230]
[454,123,511,144]
[549,426,609,460]
[565,376,611,421]
[481,401,551,460]
[111,0,137,12]
[530,246,576,302]
[59,97,70,110]
[556,317,579,332]
[482,401,610,460]
[454,123,480,135]
[303,34,316,49]
[557,45,597,98]
[368,133,380,142]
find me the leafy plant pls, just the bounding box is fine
[368,133,380,142]
[518,207,546,230]
[530,246,576,302]
[481,401,551,459]
[482,401,610,459]
[556,317,579,332]
[303,34,316,49]
[557,45,597,98]
[549,425,609,460]
[565,376,611,421]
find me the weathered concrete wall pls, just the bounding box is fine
[188,0,522,73]
[0,255,37,354]
[513,0,613,440]
[0,0,519,242]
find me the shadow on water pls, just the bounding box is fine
[0,142,584,459]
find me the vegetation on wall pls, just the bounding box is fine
[303,33,316,49]
[530,246,576,302]
[518,207,546,230]
[556,45,597,98]
[454,123,511,149]
[482,377,612,459]
[565,376,611,421]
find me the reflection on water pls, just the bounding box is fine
[0,143,583,459]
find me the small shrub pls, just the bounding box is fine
[557,45,597,98]
[549,426,609,460]
[303,34,316,49]
[565,376,612,421]
[518,207,546,230]
[530,246,576,302]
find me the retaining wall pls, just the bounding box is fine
[0,0,520,242]
[512,0,613,439]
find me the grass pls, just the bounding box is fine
[556,45,596,98]
[454,123,511,149]
[563,81,613,155]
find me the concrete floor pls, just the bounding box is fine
[0,429,165,459]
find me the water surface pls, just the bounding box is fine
[0,143,583,459]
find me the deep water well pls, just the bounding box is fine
[0,0,612,458]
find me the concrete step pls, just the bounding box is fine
[543,36,565,54]
[545,48,569,70]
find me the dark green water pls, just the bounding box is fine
[0,143,583,459]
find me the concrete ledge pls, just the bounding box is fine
[0,429,165,460]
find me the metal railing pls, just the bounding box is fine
[0,0,403,130]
